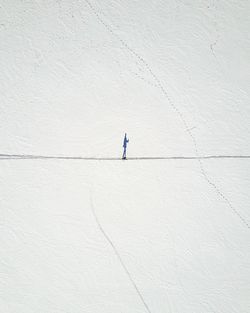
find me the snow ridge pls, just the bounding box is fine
[84,0,250,231]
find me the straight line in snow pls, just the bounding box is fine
[90,194,152,313]
[0,154,250,161]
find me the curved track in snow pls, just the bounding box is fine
[83,0,250,231]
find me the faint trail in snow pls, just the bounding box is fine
[89,193,152,313]
[83,0,250,230]
[209,0,219,55]
[209,0,221,71]
[1,154,250,161]
[128,70,159,88]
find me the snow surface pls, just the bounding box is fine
[0,0,250,312]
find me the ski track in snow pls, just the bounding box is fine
[83,0,250,231]
[89,192,152,313]
[0,154,250,161]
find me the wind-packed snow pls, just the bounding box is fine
[0,1,250,312]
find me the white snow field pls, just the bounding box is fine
[1,0,250,312]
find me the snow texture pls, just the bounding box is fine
[0,0,250,312]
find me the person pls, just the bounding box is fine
[122,133,129,159]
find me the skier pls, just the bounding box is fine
[122,133,129,159]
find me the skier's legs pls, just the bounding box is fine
[122,148,127,159]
